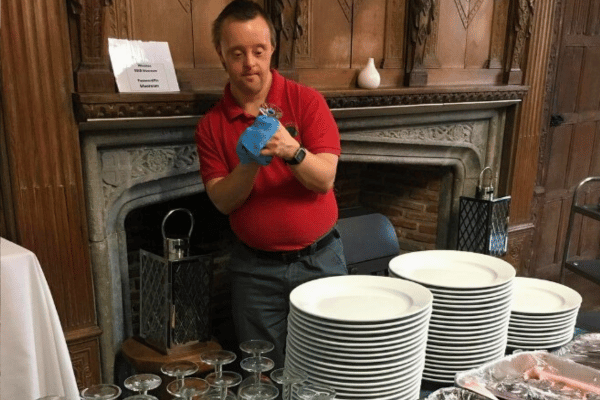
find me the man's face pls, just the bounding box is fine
[218,16,274,96]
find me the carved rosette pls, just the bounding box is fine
[100,144,198,212]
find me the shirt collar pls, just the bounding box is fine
[222,69,284,121]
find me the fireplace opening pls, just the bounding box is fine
[121,162,450,356]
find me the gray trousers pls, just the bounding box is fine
[228,229,348,369]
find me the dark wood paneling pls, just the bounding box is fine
[546,124,573,192]
[567,121,596,187]
[2,0,101,386]
[555,46,583,113]
[578,46,600,111]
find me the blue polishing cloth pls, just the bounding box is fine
[237,115,280,165]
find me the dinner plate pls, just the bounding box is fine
[289,301,432,329]
[289,305,431,336]
[290,275,432,322]
[428,316,510,337]
[425,347,505,367]
[507,329,574,344]
[511,277,582,314]
[506,335,573,350]
[389,250,515,289]
[427,328,507,344]
[428,281,513,298]
[508,318,576,332]
[285,353,425,387]
[431,289,512,306]
[430,300,512,317]
[425,338,507,357]
[287,314,429,347]
[426,334,508,352]
[286,333,427,365]
[429,311,511,329]
[509,311,578,325]
[286,336,427,371]
[288,324,429,354]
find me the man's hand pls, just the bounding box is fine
[260,124,300,161]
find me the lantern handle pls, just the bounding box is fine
[478,167,493,188]
[162,208,194,240]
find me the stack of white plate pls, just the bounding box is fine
[508,277,581,350]
[388,250,516,384]
[285,275,433,400]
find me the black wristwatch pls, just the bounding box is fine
[285,146,307,165]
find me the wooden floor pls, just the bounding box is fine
[564,272,600,311]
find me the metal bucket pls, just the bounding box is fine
[162,208,194,260]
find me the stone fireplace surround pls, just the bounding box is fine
[79,98,519,382]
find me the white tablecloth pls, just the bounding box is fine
[1,237,80,399]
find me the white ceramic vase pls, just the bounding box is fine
[357,57,381,89]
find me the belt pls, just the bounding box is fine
[244,229,339,263]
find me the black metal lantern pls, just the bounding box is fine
[138,209,212,354]
[457,168,511,257]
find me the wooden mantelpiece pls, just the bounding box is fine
[73,85,528,121]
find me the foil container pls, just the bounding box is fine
[455,351,600,400]
[554,333,600,370]
[426,387,490,400]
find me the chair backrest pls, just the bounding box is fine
[336,208,400,274]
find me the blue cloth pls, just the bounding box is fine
[236,115,280,165]
[227,230,348,370]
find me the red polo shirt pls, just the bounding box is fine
[195,70,341,251]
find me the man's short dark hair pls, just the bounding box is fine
[212,0,276,50]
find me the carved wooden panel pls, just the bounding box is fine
[69,338,102,389]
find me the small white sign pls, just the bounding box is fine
[108,38,180,93]
[126,63,169,92]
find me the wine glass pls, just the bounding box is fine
[80,383,122,400]
[123,396,158,400]
[239,340,275,390]
[238,357,279,400]
[161,360,199,384]
[166,377,211,400]
[296,384,336,400]
[124,373,162,395]
[201,350,242,400]
[270,367,308,400]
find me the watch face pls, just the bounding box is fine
[296,147,307,163]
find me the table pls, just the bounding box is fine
[1,237,79,400]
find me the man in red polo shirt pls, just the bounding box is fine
[195,0,347,368]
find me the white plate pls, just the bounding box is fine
[287,313,429,345]
[507,330,574,344]
[288,324,429,354]
[429,308,511,324]
[506,335,573,350]
[428,316,510,337]
[427,328,508,344]
[509,311,578,325]
[389,250,515,289]
[431,289,513,306]
[429,281,513,298]
[290,301,432,329]
[286,334,427,368]
[289,306,431,336]
[431,300,512,317]
[510,307,580,321]
[425,348,505,367]
[508,318,577,333]
[426,334,508,352]
[290,275,432,322]
[511,277,582,314]
[429,311,511,330]
[285,353,425,387]
[425,339,507,357]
